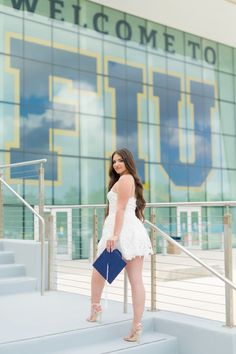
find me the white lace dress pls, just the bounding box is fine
[97,190,153,260]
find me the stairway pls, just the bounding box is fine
[0,241,37,295]
[1,290,235,354]
[0,318,179,354]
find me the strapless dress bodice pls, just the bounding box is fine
[97,190,153,260]
[107,190,136,215]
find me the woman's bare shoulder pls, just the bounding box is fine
[118,175,135,194]
[119,174,134,183]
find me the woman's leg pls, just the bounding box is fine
[87,268,105,321]
[90,268,106,304]
[125,256,145,327]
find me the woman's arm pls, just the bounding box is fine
[107,174,134,251]
[113,174,134,237]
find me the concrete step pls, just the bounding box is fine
[0,264,25,278]
[0,251,15,264]
[0,277,37,295]
[56,335,178,354]
[0,318,179,354]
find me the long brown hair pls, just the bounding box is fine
[106,148,146,221]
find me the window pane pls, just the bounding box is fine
[79,34,102,74]
[167,58,185,91]
[223,170,236,200]
[221,135,236,169]
[219,101,235,135]
[185,63,202,91]
[202,38,218,69]
[104,117,115,156]
[24,20,52,62]
[80,158,105,204]
[54,156,79,204]
[0,12,23,56]
[218,72,234,102]
[150,164,170,202]
[234,49,236,75]
[146,21,166,55]
[79,0,102,33]
[211,133,222,168]
[126,47,147,83]
[185,33,201,64]
[206,169,222,201]
[170,166,188,201]
[103,6,125,44]
[126,13,146,49]
[53,110,79,157]
[218,43,233,74]
[166,27,184,60]
[149,123,160,163]
[4,206,23,239]
[0,54,22,103]
[80,114,104,157]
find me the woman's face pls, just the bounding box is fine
[112,153,127,175]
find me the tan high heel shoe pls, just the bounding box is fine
[124,323,142,343]
[86,303,102,323]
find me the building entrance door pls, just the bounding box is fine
[51,209,72,260]
[177,207,202,249]
[34,207,72,260]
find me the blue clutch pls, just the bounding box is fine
[93,249,126,284]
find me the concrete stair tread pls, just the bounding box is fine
[0,251,15,264]
[0,276,37,295]
[0,263,25,278]
[0,276,36,284]
[0,320,178,354]
[0,243,38,294]
[0,263,25,268]
[53,332,176,354]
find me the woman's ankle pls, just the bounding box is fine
[91,303,102,309]
[132,321,142,329]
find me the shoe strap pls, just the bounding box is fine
[91,303,102,311]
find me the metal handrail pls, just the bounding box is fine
[147,201,236,207]
[145,219,236,291]
[0,158,47,296]
[0,159,47,169]
[45,201,236,325]
[45,204,106,209]
[45,200,236,209]
[0,177,45,295]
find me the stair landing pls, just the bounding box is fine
[0,292,236,354]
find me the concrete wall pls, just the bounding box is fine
[93,0,236,47]
[3,240,49,290]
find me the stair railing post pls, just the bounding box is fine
[38,162,45,295]
[224,206,234,327]
[38,163,45,242]
[93,209,98,260]
[123,269,128,313]
[46,214,55,290]
[150,208,157,311]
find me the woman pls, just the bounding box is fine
[87,148,153,342]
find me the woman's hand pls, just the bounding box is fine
[106,235,119,252]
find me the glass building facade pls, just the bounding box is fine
[0,0,236,255]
